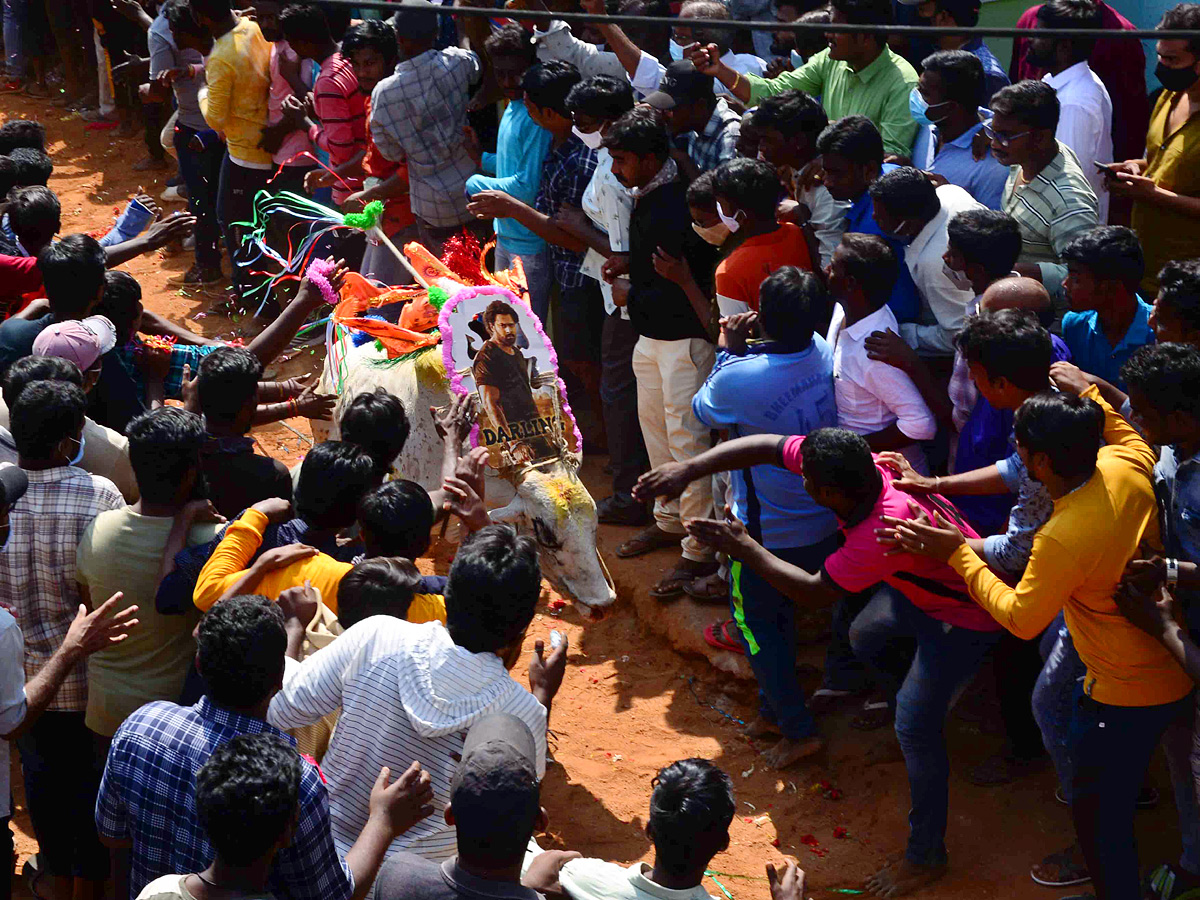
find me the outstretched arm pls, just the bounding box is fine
[633,434,786,503]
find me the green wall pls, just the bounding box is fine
[977,0,1032,74]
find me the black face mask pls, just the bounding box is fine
[1157,60,1200,93]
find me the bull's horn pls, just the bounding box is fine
[596,549,615,595]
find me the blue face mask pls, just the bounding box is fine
[669,39,686,61]
[67,434,85,467]
[908,87,951,127]
[790,48,804,69]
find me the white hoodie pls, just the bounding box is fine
[268,616,548,864]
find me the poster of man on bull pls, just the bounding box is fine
[441,285,580,469]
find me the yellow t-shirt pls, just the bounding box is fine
[949,385,1193,707]
[201,16,272,167]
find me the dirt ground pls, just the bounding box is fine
[1,94,1184,900]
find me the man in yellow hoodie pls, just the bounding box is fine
[193,0,272,298]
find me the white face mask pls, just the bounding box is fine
[715,199,743,234]
[692,220,731,245]
[669,39,686,61]
[942,261,975,293]
[790,48,804,68]
[572,125,604,150]
[67,434,86,467]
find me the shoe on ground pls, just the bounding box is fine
[596,493,649,526]
[160,184,188,202]
[168,265,224,286]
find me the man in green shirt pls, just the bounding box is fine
[688,0,918,157]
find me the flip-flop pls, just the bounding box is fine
[616,525,680,558]
[703,619,745,654]
[850,699,892,731]
[682,571,727,603]
[807,688,853,716]
[649,564,710,600]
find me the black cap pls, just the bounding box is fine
[0,466,28,509]
[644,61,715,110]
[450,714,540,820]
[393,0,439,39]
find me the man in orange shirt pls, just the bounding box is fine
[709,157,815,317]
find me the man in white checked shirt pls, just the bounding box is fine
[268,525,569,864]
[369,0,486,257]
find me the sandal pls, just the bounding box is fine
[1146,862,1200,899]
[703,619,745,654]
[1030,844,1091,887]
[616,525,680,559]
[682,571,727,603]
[850,699,892,731]
[807,688,853,716]
[649,562,717,600]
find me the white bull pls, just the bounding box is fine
[315,334,617,612]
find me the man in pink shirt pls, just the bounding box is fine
[642,426,1001,897]
[279,4,366,207]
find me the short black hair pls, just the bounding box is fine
[947,209,1022,280]
[391,0,438,40]
[188,0,234,19]
[752,90,828,141]
[279,2,331,44]
[685,169,717,211]
[337,557,424,627]
[648,759,736,875]
[798,427,883,506]
[444,524,539,654]
[989,79,1059,131]
[830,0,893,30]
[523,60,581,118]
[869,167,940,223]
[1013,391,1103,480]
[2,355,82,409]
[920,49,984,108]
[932,0,981,27]
[485,23,537,64]
[339,387,410,477]
[1121,342,1200,421]
[10,380,85,459]
[0,119,46,155]
[816,115,884,167]
[1060,226,1145,292]
[757,266,823,348]
[602,107,670,160]
[8,147,52,187]
[711,158,784,220]
[357,479,434,559]
[165,0,206,37]
[197,594,287,709]
[1161,2,1200,56]
[7,186,60,247]
[95,270,143,342]
[126,407,206,505]
[295,440,379,530]
[341,18,398,68]
[196,733,301,867]
[565,75,635,120]
[1036,0,1103,63]
[0,156,18,200]
[197,347,263,424]
[837,233,898,306]
[956,308,1053,392]
[1158,259,1200,334]
[39,235,108,319]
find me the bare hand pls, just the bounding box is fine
[462,125,483,165]
[431,393,477,445]
[180,363,199,413]
[249,497,294,525]
[765,57,792,78]
[766,861,806,900]
[875,451,936,494]
[1048,360,1092,396]
[65,593,138,658]
[304,168,336,194]
[442,475,490,531]
[684,505,758,560]
[1113,582,1178,640]
[863,329,919,373]
[277,580,320,630]
[632,460,693,504]
[456,446,489,505]
[296,258,349,308]
[528,632,569,702]
[369,761,435,838]
[467,189,517,220]
[685,42,722,77]
[1120,556,1166,597]
[523,850,584,893]
[601,253,630,284]
[183,499,226,525]
[1109,171,1157,200]
[255,543,319,571]
[718,311,758,355]
[970,128,989,162]
[133,193,161,218]
[775,198,811,227]
[294,379,337,420]
[879,498,965,562]
[143,211,197,250]
[552,204,591,237]
[652,246,691,286]
[135,344,172,381]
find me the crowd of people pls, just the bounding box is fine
[0,0,1198,898]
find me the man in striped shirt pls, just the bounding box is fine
[267,525,569,863]
[988,80,1098,301]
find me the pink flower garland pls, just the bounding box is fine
[304,258,340,307]
[438,284,583,455]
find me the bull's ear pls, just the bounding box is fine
[488,496,527,524]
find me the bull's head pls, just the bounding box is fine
[488,460,617,612]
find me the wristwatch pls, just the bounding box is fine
[1166,557,1180,589]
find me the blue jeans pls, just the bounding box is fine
[3,0,24,79]
[849,587,1002,866]
[822,590,875,692]
[1070,691,1192,900]
[729,534,840,740]
[173,123,224,271]
[495,243,551,324]
[1032,611,1086,801]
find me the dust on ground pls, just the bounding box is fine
[2,93,1179,900]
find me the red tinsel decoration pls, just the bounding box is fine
[439,230,489,286]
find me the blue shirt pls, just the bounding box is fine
[1060,297,1155,389]
[911,122,1009,210]
[466,100,552,257]
[1155,444,1200,632]
[963,38,1010,103]
[846,164,921,323]
[692,339,840,549]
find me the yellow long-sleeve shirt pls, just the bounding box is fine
[193,509,446,625]
[949,385,1192,707]
[201,16,272,167]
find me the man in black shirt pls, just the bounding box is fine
[599,107,720,598]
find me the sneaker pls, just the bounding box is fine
[596,493,649,526]
[160,184,188,203]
